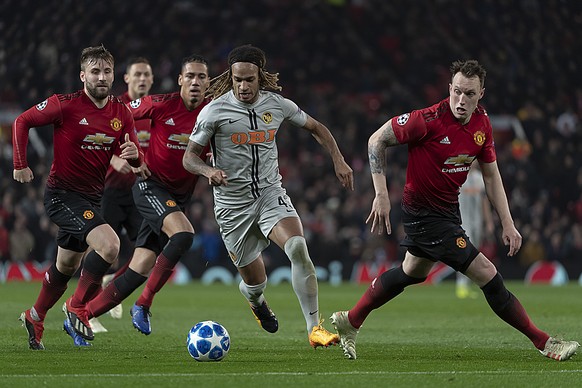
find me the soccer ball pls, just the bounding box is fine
[187,321,230,362]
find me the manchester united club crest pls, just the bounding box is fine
[83,210,94,220]
[456,237,467,248]
[166,200,177,207]
[262,112,273,124]
[474,131,485,146]
[397,113,410,126]
[110,118,122,131]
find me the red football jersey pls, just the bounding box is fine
[104,91,152,191]
[127,92,209,199]
[391,98,496,216]
[12,90,141,202]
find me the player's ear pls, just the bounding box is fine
[124,73,130,84]
[80,71,86,82]
[178,74,183,86]
[479,87,485,100]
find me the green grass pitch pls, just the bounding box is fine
[0,280,580,387]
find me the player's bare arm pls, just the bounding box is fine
[302,115,354,190]
[368,119,400,175]
[183,140,227,186]
[366,119,400,235]
[480,160,522,256]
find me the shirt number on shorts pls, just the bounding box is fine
[278,196,294,212]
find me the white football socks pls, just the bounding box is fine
[285,236,319,332]
[239,279,267,307]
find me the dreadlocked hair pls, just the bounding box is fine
[206,44,282,99]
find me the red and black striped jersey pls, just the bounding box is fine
[391,97,496,217]
[127,92,209,199]
[104,91,153,191]
[12,90,141,202]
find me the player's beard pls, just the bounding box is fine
[86,82,111,101]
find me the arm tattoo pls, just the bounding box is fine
[368,143,386,174]
[368,124,399,174]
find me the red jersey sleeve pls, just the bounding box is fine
[126,95,154,121]
[12,95,62,170]
[390,110,428,145]
[477,115,496,163]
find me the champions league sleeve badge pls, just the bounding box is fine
[36,99,48,111]
[130,99,142,109]
[397,113,410,126]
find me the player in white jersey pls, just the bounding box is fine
[183,44,354,348]
[457,164,494,298]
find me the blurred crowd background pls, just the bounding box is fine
[1,0,581,280]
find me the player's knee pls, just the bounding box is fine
[129,248,157,276]
[169,231,194,255]
[481,272,511,310]
[284,236,313,267]
[100,237,120,262]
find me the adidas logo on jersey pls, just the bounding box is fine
[165,118,175,126]
[440,136,451,144]
[79,118,89,125]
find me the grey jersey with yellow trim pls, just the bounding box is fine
[190,90,308,208]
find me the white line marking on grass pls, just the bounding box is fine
[2,370,582,378]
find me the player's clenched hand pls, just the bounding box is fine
[366,194,392,235]
[502,224,522,256]
[335,160,354,191]
[132,162,151,179]
[110,155,132,174]
[120,133,139,160]
[208,169,228,186]
[13,167,34,183]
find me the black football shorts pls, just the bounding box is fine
[101,187,142,241]
[132,178,184,253]
[44,188,107,252]
[400,210,479,273]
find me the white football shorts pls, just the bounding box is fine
[214,185,299,267]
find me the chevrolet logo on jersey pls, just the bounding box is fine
[442,154,475,174]
[82,133,115,150]
[444,154,475,166]
[137,131,151,142]
[168,133,190,145]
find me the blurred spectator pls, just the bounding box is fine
[0,214,9,262]
[9,212,34,262]
[518,228,546,268]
